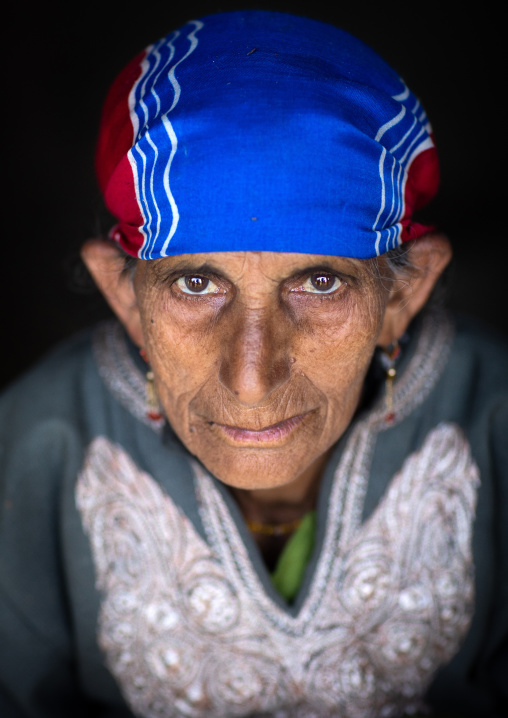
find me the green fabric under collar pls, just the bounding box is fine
[270,511,316,603]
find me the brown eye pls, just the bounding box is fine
[293,273,343,295]
[185,276,209,293]
[310,273,338,292]
[176,275,219,295]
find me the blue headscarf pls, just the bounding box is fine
[96,10,439,259]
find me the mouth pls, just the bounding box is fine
[207,412,311,447]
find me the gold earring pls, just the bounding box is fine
[380,340,400,424]
[139,349,164,422]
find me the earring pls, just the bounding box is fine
[379,340,400,424]
[139,349,164,422]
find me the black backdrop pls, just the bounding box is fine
[3,1,506,390]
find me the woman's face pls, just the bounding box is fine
[132,250,390,491]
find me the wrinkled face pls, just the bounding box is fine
[133,251,390,490]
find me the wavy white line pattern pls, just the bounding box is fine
[374,106,406,143]
[161,115,180,252]
[126,49,156,252]
[126,21,204,258]
[373,79,435,255]
[392,82,410,102]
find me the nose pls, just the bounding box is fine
[219,306,291,407]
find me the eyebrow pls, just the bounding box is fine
[162,258,360,275]
[158,261,230,281]
[286,261,357,277]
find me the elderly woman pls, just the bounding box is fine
[0,9,506,718]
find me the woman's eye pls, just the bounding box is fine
[175,275,219,295]
[301,273,343,294]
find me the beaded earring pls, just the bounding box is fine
[379,340,400,424]
[139,349,164,422]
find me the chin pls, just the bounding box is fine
[179,411,326,489]
[194,443,313,490]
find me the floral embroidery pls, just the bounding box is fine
[77,421,479,718]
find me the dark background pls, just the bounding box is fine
[3,1,506,390]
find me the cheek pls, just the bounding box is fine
[292,290,386,396]
[137,294,222,415]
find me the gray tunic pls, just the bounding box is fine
[0,310,507,717]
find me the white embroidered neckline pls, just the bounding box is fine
[78,423,478,718]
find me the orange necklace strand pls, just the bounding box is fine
[246,517,303,537]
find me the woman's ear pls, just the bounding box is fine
[81,239,144,348]
[377,232,452,346]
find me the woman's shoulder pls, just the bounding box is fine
[446,312,508,400]
[0,327,107,516]
[0,324,123,471]
[0,321,163,479]
[452,312,508,361]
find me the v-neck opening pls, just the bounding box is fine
[192,311,454,627]
[193,418,366,623]
[93,309,455,625]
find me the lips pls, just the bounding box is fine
[207,412,311,446]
